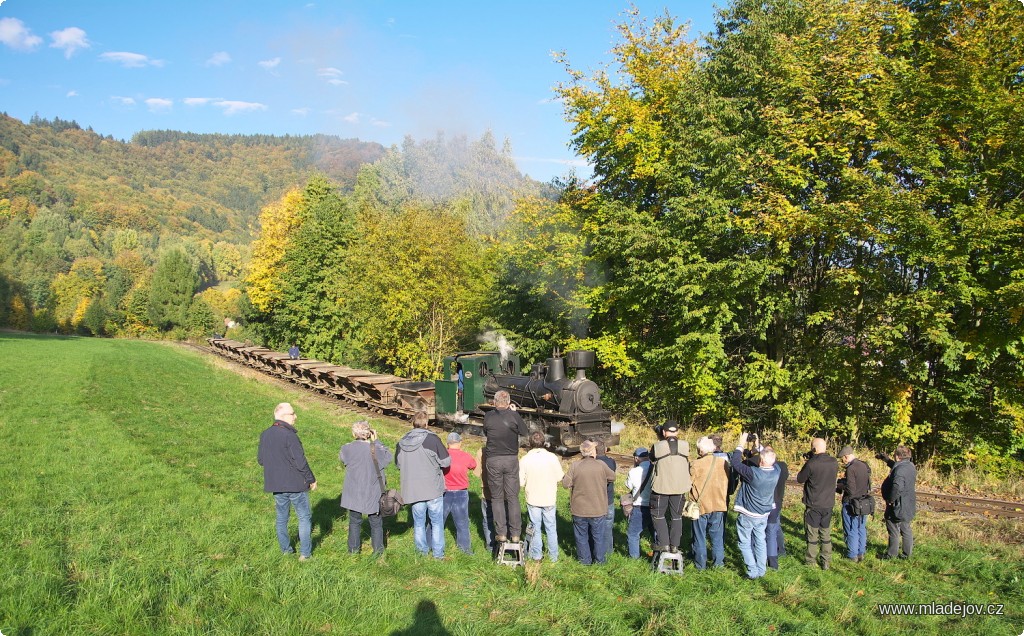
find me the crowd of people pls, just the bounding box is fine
[256,395,918,574]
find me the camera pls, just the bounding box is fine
[803,450,814,460]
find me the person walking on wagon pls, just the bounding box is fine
[339,420,391,555]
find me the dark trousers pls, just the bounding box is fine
[347,509,384,554]
[650,492,683,550]
[804,507,833,566]
[486,454,522,539]
[885,514,913,558]
[572,515,608,564]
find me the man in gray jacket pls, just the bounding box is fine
[257,402,317,560]
[396,412,451,559]
[879,445,917,560]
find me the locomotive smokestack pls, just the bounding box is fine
[546,349,565,382]
[576,369,587,381]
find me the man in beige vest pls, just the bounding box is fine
[649,422,691,555]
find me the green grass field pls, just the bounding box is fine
[0,332,1021,635]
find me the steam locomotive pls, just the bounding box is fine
[206,339,618,453]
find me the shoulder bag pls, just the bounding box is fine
[371,443,403,517]
[683,457,717,520]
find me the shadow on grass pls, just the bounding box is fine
[389,599,451,636]
[312,496,345,550]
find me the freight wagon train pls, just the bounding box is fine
[207,338,619,453]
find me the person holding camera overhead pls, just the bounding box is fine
[729,432,781,579]
[796,438,839,570]
[340,420,392,555]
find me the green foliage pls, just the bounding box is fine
[147,249,198,330]
[552,0,1024,467]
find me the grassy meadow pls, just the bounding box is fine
[0,332,1021,635]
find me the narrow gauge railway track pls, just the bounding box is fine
[188,342,1024,519]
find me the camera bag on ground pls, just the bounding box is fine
[371,443,403,517]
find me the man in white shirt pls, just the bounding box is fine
[625,447,654,559]
[519,431,565,562]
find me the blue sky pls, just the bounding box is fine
[0,0,719,183]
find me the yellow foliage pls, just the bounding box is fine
[72,297,91,327]
[9,294,31,330]
[246,188,303,312]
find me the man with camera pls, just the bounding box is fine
[796,438,839,570]
[729,432,781,579]
[340,420,392,555]
[837,446,872,562]
[879,446,917,560]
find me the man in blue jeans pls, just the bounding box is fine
[729,432,781,579]
[397,412,451,559]
[258,402,317,560]
[625,447,654,559]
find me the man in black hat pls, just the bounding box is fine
[649,421,691,555]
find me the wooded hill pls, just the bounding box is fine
[0,113,385,242]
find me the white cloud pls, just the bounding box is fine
[317,67,343,78]
[213,100,267,115]
[258,57,281,70]
[184,97,219,106]
[100,51,164,68]
[328,79,348,86]
[50,27,89,58]
[536,96,563,106]
[112,96,136,106]
[206,51,231,67]
[343,112,360,123]
[66,90,78,97]
[0,17,43,51]
[371,118,391,128]
[145,98,173,112]
[291,107,311,116]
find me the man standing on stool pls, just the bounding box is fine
[483,390,529,545]
[796,438,839,570]
[258,402,317,560]
[649,422,691,557]
[879,445,916,559]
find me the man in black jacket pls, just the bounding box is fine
[837,446,871,562]
[483,390,529,544]
[879,445,917,559]
[796,438,838,570]
[257,402,317,560]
